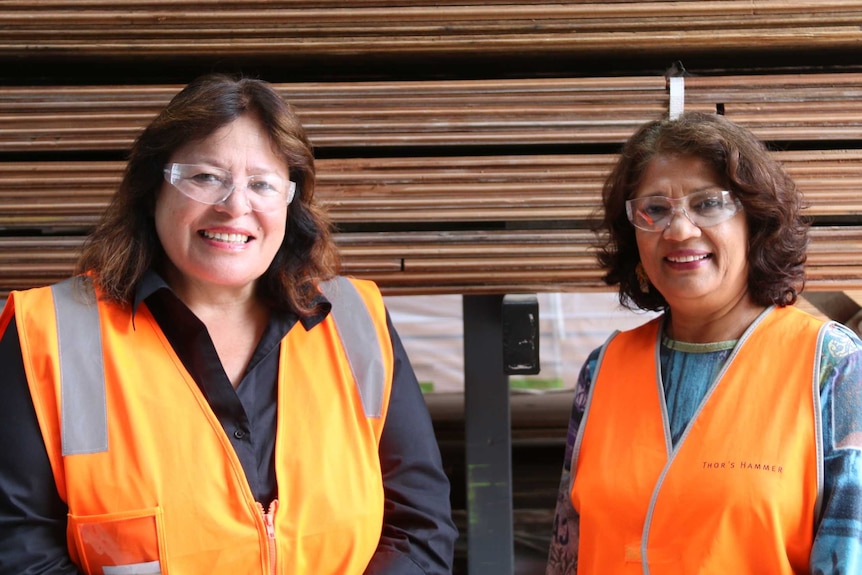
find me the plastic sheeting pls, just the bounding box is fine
[386,292,658,393]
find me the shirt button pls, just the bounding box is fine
[234,429,246,439]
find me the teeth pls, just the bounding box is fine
[202,231,249,244]
[668,254,709,263]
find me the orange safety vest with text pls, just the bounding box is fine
[571,306,825,574]
[1,275,394,575]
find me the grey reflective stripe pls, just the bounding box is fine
[812,321,829,527]
[51,277,108,455]
[320,276,386,418]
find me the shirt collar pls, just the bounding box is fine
[131,268,331,331]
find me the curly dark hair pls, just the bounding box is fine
[597,111,809,312]
[76,73,339,316]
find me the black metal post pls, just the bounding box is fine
[463,294,514,574]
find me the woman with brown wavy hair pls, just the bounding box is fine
[0,73,456,574]
[547,111,862,574]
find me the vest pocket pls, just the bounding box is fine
[69,507,165,575]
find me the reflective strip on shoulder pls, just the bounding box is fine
[319,277,385,418]
[51,277,109,456]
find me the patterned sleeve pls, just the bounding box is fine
[811,322,862,575]
[545,347,601,575]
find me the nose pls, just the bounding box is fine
[662,207,702,240]
[214,183,253,215]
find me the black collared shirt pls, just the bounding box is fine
[134,271,316,506]
[0,273,457,574]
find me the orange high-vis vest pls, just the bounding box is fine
[571,306,826,574]
[0,275,394,575]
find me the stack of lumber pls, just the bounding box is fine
[2,74,862,297]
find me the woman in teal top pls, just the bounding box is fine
[546,111,862,574]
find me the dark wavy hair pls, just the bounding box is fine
[76,73,339,316]
[597,111,809,312]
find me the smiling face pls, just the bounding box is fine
[634,154,751,318]
[154,113,288,299]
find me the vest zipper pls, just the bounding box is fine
[259,500,279,575]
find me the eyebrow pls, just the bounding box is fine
[635,185,724,198]
[177,160,284,178]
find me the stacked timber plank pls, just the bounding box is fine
[2,1,862,59]
[2,150,861,229]
[0,78,667,151]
